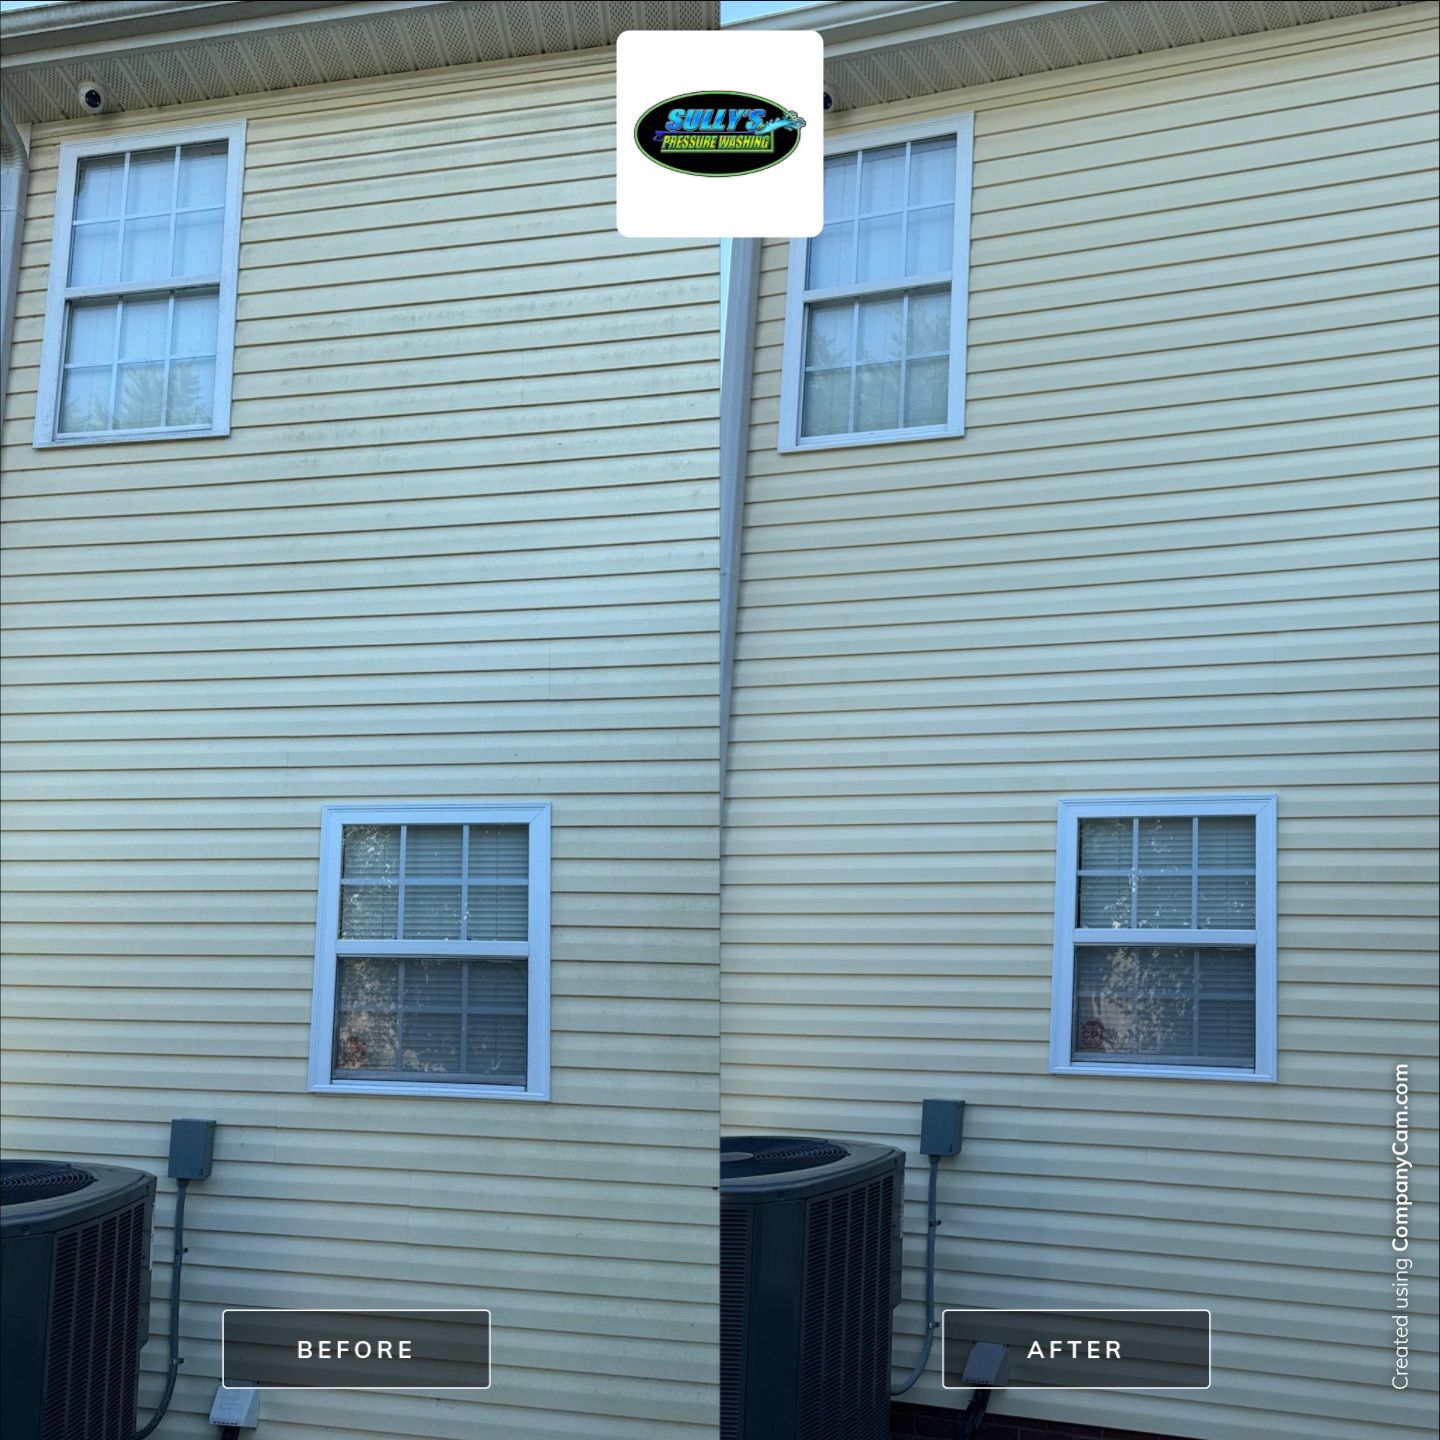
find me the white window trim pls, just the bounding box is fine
[1050,794,1278,1084]
[308,803,552,1102]
[33,119,246,448]
[777,112,974,454]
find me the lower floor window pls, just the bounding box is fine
[1051,796,1277,1082]
[308,805,551,1099]
[335,956,529,1084]
[1071,945,1256,1069]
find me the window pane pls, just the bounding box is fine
[906,289,949,356]
[401,1014,462,1074]
[59,365,112,433]
[1078,874,1130,928]
[807,223,853,289]
[469,825,529,880]
[403,886,462,940]
[906,203,953,274]
[1072,944,1256,1067]
[856,213,903,284]
[74,155,124,222]
[469,958,527,1008]
[405,826,462,878]
[465,1008,528,1082]
[853,361,901,432]
[166,359,215,428]
[823,153,857,220]
[909,137,956,205]
[856,297,902,363]
[118,297,169,361]
[335,957,399,1071]
[1137,875,1192,928]
[335,1009,398,1071]
[178,142,227,209]
[343,824,400,879]
[1139,816,1192,869]
[64,302,116,367]
[1198,816,1255,868]
[173,208,223,276]
[859,144,906,214]
[467,885,529,942]
[340,884,399,940]
[339,957,398,1010]
[406,958,462,1008]
[801,368,849,438]
[172,292,219,356]
[1198,875,1256,929]
[1079,818,1129,869]
[805,302,852,369]
[113,362,165,429]
[903,355,948,427]
[120,213,171,284]
[69,220,119,285]
[126,148,175,215]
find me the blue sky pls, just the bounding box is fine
[721,1,822,21]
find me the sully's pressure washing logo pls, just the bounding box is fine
[634,91,805,177]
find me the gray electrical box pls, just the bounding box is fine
[168,1119,216,1180]
[920,1099,965,1157]
[208,1383,259,1428]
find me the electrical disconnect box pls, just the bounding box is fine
[920,1099,965,1157]
[208,1382,260,1429]
[168,1119,217,1181]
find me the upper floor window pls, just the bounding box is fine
[33,121,245,447]
[778,115,973,451]
[1050,796,1278,1083]
[308,805,552,1101]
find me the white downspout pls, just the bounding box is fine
[718,237,762,794]
[0,103,30,432]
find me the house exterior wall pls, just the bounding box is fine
[723,7,1438,1440]
[0,46,719,1440]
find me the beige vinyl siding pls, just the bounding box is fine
[724,6,1438,1439]
[0,47,717,1440]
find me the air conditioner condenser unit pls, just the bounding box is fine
[721,1135,905,1440]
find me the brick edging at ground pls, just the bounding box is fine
[890,1402,1204,1440]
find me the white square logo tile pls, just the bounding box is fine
[617,29,823,238]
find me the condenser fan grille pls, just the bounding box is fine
[721,1136,849,1178]
[0,1161,96,1205]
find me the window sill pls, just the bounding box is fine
[1050,1061,1276,1083]
[779,422,963,454]
[35,421,231,448]
[309,1079,550,1102]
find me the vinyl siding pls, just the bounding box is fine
[0,47,718,1440]
[724,7,1438,1439]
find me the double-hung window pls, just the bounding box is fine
[1051,796,1278,1082]
[309,805,551,1100]
[779,115,973,450]
[34,121,245,446]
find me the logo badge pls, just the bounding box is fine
[634,91,805,178]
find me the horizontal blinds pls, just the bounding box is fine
[338,822,528,943]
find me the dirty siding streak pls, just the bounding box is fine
[0,48,719,1440]
[724,7,1437,1440]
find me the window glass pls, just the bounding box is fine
[1059,806,1268,1075]
[50,134,236,440]
[800,135,959,440]
[327,819,535,1089]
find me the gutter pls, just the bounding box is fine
[718,238,762,793]
[0,0,433,69]
[0,104,28,433]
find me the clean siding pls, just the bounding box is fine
[0,47,718,1440]
[724,7,1438,1439]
